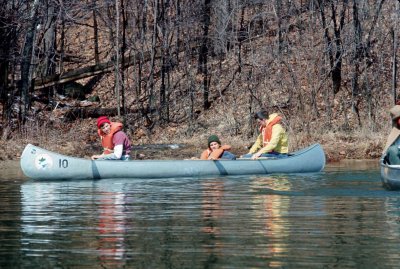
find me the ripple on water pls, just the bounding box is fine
[2,167,400,268]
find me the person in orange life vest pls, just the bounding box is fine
[200,135,236,160]
[242,110,288,160]
[91,116,132,160]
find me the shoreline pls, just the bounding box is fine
[1,159,26,180]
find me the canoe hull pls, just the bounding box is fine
[20,143,325,180]
[380,157,400,190]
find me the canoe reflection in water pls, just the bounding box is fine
[201,180,225,236]
[97,190,127,267]
[20,181,128,268]
[199,175,296,268]
[251,176,290,268]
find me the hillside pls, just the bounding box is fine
[0,1,396,162]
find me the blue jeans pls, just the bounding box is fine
[220,151,236,160]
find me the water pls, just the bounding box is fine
[1,160,399,268]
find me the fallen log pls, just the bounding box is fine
[33,48,163,89]
[63,106,156,121]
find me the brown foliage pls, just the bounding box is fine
[0,0,397,161]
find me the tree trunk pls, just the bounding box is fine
[43,4,56,77]
[0,2,14,120]
[0,57,9,120]
[237,6,246,73]
[351,0,362,126]
[331,1,346,95]
[175,0,181,64]
[276,0,284,54]
[317,0,346,95]
[160,0,167,122]
[20,0,41,122]
[115,0,121,117]
[393,27,397,104]
[92,0,100,65]
[59,6,65,75]
[121,0,126,117]
[148,0,158,121]
[198,0,211,110]
[213,0,228,57]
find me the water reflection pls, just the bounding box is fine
[0,177,22,269]
[20,181,129,268]
[384,198,400,237]
[9,168,400,268]
[21,183,61,234]
[247,172,400,268]
[251,176,290,267]
[201,180,224,235]
[200,180,224,266]
[96,190,127,267]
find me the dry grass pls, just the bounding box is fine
[3,124,385,162]
[1,119,386,162]
[0,95,389,162]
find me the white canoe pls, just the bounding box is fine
[20,143,326,180]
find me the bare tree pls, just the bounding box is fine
[198,0,211,110]
[316,0,346,96]
[115,0,121,116]
[91,0,100,65]
[212,0,229,57]
[20,0,41,121]
[0,1,19,121]
[393,1,399,104]
[41,1,57,77]
[0,0,397,140]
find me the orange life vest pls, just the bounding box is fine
[261,116,282,146]
[200,145,232,160]
[97,122,123,154]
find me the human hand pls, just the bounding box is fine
[91,154,101,160]
[251,152,262,160]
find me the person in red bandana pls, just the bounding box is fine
[243,110,288,160]
[91,116,132,160]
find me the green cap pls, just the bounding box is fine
[207,135,221,147]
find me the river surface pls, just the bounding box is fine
[1,160,399,268]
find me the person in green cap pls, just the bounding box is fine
[200,135,236,160]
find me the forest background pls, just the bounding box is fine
[0,0,398,162]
